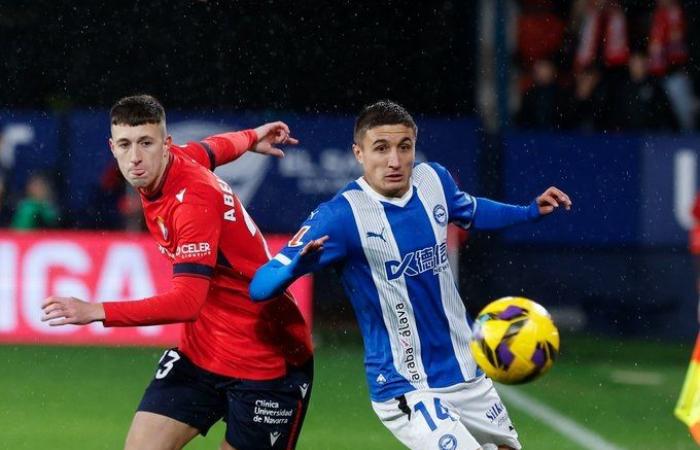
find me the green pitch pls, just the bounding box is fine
[0,333,695,449]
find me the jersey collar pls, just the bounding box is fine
[356,176,414,207]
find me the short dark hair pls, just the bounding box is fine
[353,100,417,143]
[110,94,166,126]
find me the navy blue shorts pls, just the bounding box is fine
[137,348,313,450]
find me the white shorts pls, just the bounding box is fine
[372,376,521,450]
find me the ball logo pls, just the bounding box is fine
[433,204,447,226]
[438,433,457,450]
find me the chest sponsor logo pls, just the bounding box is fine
[384,241,448,281]
[175,242,211,259]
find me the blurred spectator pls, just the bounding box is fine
[11,173,59,230]
[610,52,678,131]
[573,0,629,74]
[648,0,697,131]
[563,67,606,131]
[517,59,565,130]
[94,160,144,231]
[516,0,567,70]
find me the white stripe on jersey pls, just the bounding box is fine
[342,189,430,390]
[413,164,479,380]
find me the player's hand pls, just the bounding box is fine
[299,235,329,257]
[536,187,572,215]
[252,121,299,158]
[41,296,105,326]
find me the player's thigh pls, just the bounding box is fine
[372,392,480,450]
[448,377,521,450]
[125,411,200,450]
[224,359,313,450]
[133,348,227,444]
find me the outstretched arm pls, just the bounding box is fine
[41,275,210,326]
[250,236,329,301]
[473,186,572,230]
[186,121,299,169]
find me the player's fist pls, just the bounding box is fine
[252,121,299,158]
[41,296,105,326]
[536,186,572,215]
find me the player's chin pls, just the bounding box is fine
[127,177,149,188]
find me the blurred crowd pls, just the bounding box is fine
[0,136,142,231]
[515,0,697,132]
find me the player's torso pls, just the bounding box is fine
[339,166,478,400]
[142,151,311,378]
[143,153,270,287]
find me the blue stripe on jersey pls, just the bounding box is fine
[340,259,416,400]
[382,194,466,389]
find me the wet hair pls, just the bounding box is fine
[110,94,166,126]
[353,100,417,143]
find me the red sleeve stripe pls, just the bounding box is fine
[173,263,214,278]
[199,141,216,170]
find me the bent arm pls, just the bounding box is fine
[102,275,210,326]
[197,130,258,169]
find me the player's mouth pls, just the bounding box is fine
[130,169,147,178]
[385,173,403,182]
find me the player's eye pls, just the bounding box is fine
[374,145,387,152]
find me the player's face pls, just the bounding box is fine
[109,122,172,193]
[353,124,416,198]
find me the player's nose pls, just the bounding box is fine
[387,150,401,168]
[129,146,143,163]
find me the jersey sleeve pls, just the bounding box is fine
[178,129,258,170]
[249,202,347,301]
[429,162,477,229]
[102,191,222,326]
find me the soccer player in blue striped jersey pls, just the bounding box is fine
[250,100,571,450]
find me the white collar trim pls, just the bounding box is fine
[356,176,414,207]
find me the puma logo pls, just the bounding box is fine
[366,227,387,243]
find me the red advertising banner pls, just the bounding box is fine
[0,231,312,346]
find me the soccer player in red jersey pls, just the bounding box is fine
[41,95,313,450]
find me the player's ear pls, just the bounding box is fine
[352,143,364,165]
[108,138,117,157]
[164,135,172,156]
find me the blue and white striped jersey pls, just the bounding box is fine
[275,162,481,402]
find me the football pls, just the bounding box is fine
[469,296,560,384]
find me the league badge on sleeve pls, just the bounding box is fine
[288,226,310,247]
